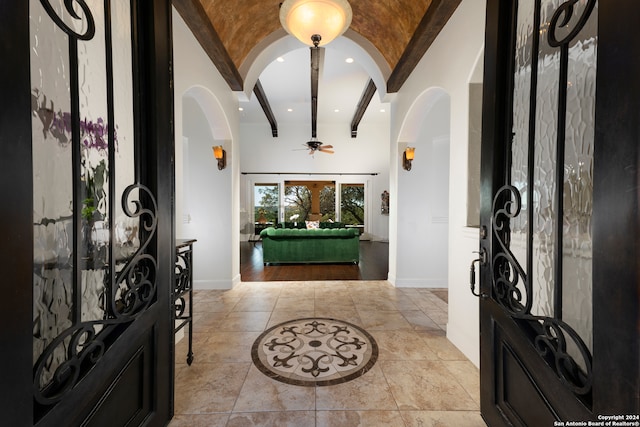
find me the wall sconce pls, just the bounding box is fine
[212,145,226,170]
[403,147,415,171]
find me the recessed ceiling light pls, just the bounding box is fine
[238,107,244,111]
[334,109,340,113]
[287,108,293,112]
[380,109,386,113]
[345,57,354,63]
[276,57,284,62]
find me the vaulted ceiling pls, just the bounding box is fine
[172,0,462,136]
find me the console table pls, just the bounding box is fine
[174,239,196,365]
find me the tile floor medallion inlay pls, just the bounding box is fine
[251,317,378,386]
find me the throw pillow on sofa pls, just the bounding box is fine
[305,220,320,229]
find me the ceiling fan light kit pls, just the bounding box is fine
[279,0,353,46]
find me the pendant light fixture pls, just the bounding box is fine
[279,0,352,46]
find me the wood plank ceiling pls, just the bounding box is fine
[173,0,462,136]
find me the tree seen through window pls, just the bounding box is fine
[341,184,365,226]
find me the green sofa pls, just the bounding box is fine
[259,227,360,265]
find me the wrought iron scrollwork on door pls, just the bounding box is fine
[33,184,158,406]
[490,0,597,398]
[38,0,96,40]
[491,185,529,314]
[491,185,592,396]
[31,0,158,407]
[109,184,158,318]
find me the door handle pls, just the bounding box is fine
[470,248,488,299]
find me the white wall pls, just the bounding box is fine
[390,0,486,366]
[173,8,241,289]
[395,94,450,287]
[239,121,390,241]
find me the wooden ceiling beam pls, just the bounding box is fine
[350,79,377,138]
[172,0,243,91]
[387,0,462,93]
[253,80,278,137]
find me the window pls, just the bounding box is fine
[284,184,311,222]
[340,183,365,230]
[254,183,279,226]
[284,181,336,222]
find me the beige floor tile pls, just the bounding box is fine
[174,362,250,414]
[312,308,363,326]
[413,298,444,313]
[191,311,227,332]
[315,365,397,411]
[266,310,316,329]
[316,410,406,427]
[279,288,316,300]
[194,331,262,363]
[400,410,487,426]
[358,310,414,330]
[227,411,316,427]
[174,331,208,363]
[430,297,449,311]
[442,360,481,404]
[168,413,229,427]
[372,330,439,361]
[224,284,251,295]
[195,289,241,299]
[381,360,478,411]
[274,296,315,311]
[313,281,350,291]
[241,282,284,292]
[233,296,278,312]
[374,288,409,299]
[192,289,222,299]
[352,297,398,312]
[427,310,448,326]
[233,365,316,412]
[420,333,468,360]
[314,297,356,312]
[314,288,353,300]
[401,310,442,331]
[194,297,240,313]
[390,296,421,311]
[217,311,271,332]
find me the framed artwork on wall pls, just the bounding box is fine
[381,190,389,215]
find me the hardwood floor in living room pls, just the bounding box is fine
[240,240,389,281]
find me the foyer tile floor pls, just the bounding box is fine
[170,281,487,427]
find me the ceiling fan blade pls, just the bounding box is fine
[320,149,335,154]
[321,144,333,149]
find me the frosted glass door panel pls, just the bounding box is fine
[499,0,597,396]
[31,0,138,400]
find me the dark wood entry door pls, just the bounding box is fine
[479,1,639,425]
[1,1,174,426]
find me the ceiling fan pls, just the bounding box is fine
[298,34,335,156]
[304,139,334,155]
